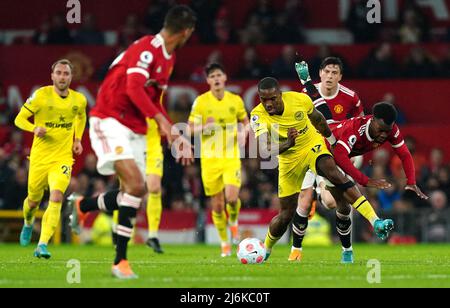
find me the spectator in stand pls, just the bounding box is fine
[2,167,27,210]
[79,153,108,197]
[2,130,26,160]
[212,7,237,44]
[346,0,380,43]
[143,0,174,34]
[437,167,450,198]
[399,0,430,43]
[382,92,406,125]
[190,0,221,44]
[119,14,144,47]
[0,82,8,124]
[0,148,14,208]
[429,148,445,176]
[251,0,275,34]
[271,44,297,79]
[424,190,448,242]
[73,13,104,45]
[391,136,428,185]
[377,178,401,211]
[237,47,269,80]
[46,14,73,45]
[403,47,438,78]
[399,9,424,43]
[239,13,267,45]
[32,20,50,45]
[363,148,392,181]
[359,43,397,79]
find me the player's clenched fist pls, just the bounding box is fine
[33,126,47,137]
[287,128,299,147]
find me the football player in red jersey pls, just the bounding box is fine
[291,102,428,263]
[67,5,197,279]
[300,57,365,218]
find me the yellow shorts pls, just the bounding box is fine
[278,139,332,198]
[27,161,73,202]
[201,158,242,196]
[145,119,164,177]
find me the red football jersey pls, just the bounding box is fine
[330,116,405,157]
[91,34,175,134]
[312,83,363,121]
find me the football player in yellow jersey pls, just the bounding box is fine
[250,77,394,262]
[14,59,87,259]
[189,63,249,257]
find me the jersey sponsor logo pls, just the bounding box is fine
[298,125,309,135]
[294,111,304,121]
[358,125,366,136]
[348,135,357,147]
[334,104,344,114]
[45,122,73,130]
[394,129,400,138]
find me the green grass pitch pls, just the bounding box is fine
[0,244,449,288]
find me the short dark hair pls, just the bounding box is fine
[320,57,344,74]
[164,5,197,33]
[373,102,398,126]
[258,77,279,92]
[205,63,225,76]
[51,59,73,73]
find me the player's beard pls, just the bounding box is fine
[56,81,69,92]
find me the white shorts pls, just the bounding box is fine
[89,117,146,178]
[301,169,325,190]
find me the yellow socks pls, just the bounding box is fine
[23,198,38,226]
[351,196,379,226]
[39,201,62,245]
[147,193,162,239]
[264,230,281,251]
[212,210,228,243]
[226,199,241,226]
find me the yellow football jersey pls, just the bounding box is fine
[250,91,323,163]
[21,86,87,164]
[189,90,247,159]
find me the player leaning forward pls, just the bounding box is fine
[16,59,87,259]
[68,5,196,279]
[250,76,394,261]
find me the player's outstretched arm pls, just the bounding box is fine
[308,108,336,145]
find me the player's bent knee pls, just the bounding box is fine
[49,190,64,203]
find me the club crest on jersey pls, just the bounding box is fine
[334,104,344,114]
[348,135,357,147]
[251,115,259,122]
[72,106,79,115]
[295,111,304,121]
[229,107,236,114]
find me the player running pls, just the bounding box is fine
[188,63,249,257]
[250,77,394,261]
[68,5,196,279]
[15,59,87,259]
[290,102,428,263]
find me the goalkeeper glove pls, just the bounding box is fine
[295,61,311,85]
